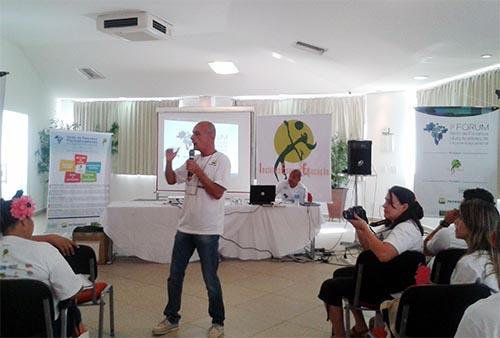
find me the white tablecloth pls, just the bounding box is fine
[101,201,322,263]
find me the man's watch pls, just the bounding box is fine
[439,219,450,227]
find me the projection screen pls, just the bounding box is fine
[156,107,254,194]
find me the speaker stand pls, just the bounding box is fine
[307,237,316,260]
[353,175,360,243]
[353,175,359,205]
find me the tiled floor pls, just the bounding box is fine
[80,253,358,337]
[33,213,364,337]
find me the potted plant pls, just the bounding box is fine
[328,136,349,220]
[35,119,81,176]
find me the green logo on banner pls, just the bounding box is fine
[272,119,317,181]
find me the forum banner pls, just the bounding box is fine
[414,107,498,217]
[47,130,112,227]
[256,114,331,201]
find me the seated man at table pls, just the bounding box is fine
[276,169,308,203]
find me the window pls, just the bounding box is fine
[1,110,28,199]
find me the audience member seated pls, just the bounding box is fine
[424,188,495,256]
[449,198,499,291]
[455,211,500,338]
[276,169,308,203]
[318,186,424,338]
[0,190,79,256]
[381,197,499,335]
[0,193,85,337]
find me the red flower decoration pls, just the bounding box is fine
[10,196,36,220]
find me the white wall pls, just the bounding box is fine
[110,174,157,201]
[0,37,54,207]
[360,91,415,218]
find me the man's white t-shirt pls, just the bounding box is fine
[450,250,498,292]
[276,181,307,203]
[0,235,82,319]
[455,292,500,338]
[376,220,423,254]
[175,151,230,235]
[425,225,467,256]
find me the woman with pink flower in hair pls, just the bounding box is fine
[0,191,85,337]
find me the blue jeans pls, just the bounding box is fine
[164,231,225,325]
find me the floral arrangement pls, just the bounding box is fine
[10,196,36,220]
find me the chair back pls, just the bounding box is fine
[395,283,491,337]
[355,250,425,304]
[64,244,98,279]
[1,279,55,337]
[431,248,467,284]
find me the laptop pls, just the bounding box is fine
[249,185,276,205]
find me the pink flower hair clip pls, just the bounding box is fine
[10,196,36,221]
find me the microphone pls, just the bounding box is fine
[369,219,389,227]
[187,149,195,178]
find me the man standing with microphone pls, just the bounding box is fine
[153,121,230,338]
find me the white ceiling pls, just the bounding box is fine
[1,0,499,99]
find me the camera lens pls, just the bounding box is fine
[342,209,353,220]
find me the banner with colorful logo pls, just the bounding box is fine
[414,107,498,217]
[47,130,112,227]
[256,114,331,201]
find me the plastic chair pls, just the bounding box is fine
[430,248,467,284]
[395,283,491,337]
[343,250,425,338]
[0,279,68,338]
[64,245,115,337]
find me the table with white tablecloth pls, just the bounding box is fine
[101,201,322,263]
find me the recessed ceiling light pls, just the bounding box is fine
[481,54,492,59]
[414,75,429,80]
[272,52,282,59]
[208,61,239,75]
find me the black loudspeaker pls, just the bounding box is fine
[347,140,372,175]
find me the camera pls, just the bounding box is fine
[343,206,368,223]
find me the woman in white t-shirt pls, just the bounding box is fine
[450,198,499,291]
[0,193,85,337]
[455,203,500,338]
[319,186,424,338]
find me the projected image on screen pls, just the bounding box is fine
[163,120,238,174]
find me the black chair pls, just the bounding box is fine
[395,283,491,337]
[64,245,115,338]
[0,279,68,338]
[430,248,467,284]
[343,250,425,338]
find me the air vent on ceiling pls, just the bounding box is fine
[97,11,173,41]
[295,41,328,55]
[76,68,105,80]
[103,17,138,29]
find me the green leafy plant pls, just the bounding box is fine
[331,136,349,188]
[35,119,80,175]
[95,121,119,154]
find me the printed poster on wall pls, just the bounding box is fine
[414,106,498,217]
[47,130,112,228]
[256,114,331,201]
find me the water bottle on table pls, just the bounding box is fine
[293,192,300,205]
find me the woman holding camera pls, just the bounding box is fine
[318,186,424,338]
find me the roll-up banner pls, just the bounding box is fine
[256,114,332,201]
[47,130,112,228]
[414,106,498,217]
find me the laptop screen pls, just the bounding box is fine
[249,185,276,205]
